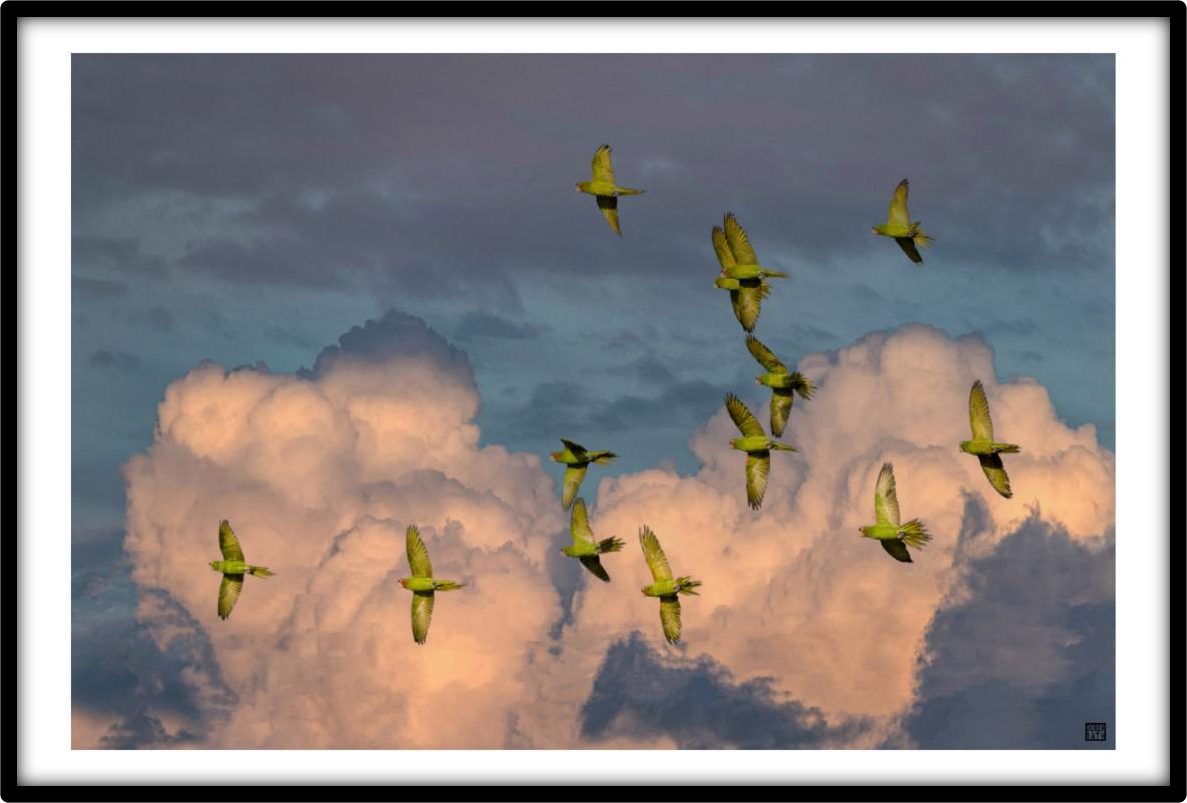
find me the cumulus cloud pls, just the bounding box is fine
[100,316,1114,749]
[120,310,566,747]
[538,323,1114,744]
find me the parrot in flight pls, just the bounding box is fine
[858,462,932,563]
[638,525,702,644]
[725,393,798,510]
[575,144,644,236]
[561,497,625,582]
[960,379,1022,498]
[744,334,815,437]
[872,178,934,264]
[712,214,786,332]
[550,438,617,511]
[209,520,275,621]
[399,525,466,645]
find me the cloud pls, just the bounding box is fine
[89,348,143,372]
[119,310,567,747]
[453,310,541,341]
[539,323,1114,744]
[103,317,1114,749]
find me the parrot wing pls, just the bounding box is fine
[406,525,433,578]
[560,438,587,457]
[895,237,924,263]
[729,282,769,332]
[570,497,595,543]
[978,454,1014,499]
[969,379,996,440]
[597,195,621,236]
[659,595,682,644]
[411,591,434,645]
[770,389,793,438]
[880,538,913,563]
[218,520,245,562]
[887,178,911,227]
[218,574,244,620]
[590,144,616,184]
[745,450,771,510]
[579,555,611,583]
[639,525,673,583]
[724,212,760,265]
[712,225,736,270]
[562,465,588,511]
[725,393,766,438]
[874,462,901,526]
[745,334,787,373]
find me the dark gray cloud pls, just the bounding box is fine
[581,632,876,749]
[89,347,143,372]
[453,310,541,341]
[72,528,233,748]
[904,502,1115,749]
[73,275,128,301]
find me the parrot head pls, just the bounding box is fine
[398,578,410,589]
[209,561,220,572]
[958,440,973,452]
[575,181,587,192]
[857,526,871,538]
[549,450,563,461]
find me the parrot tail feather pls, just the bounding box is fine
[614,188,644,196]
[909,222,934,250]
[597,536,625,554]
[248,566,275,577]
[898,520,932,550]
[994,443,1021,454]
[433,580,466,592]
[676,577,703,596]
[790,372,816,400]
[591,451,618,465]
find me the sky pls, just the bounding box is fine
[70,54,1116,751]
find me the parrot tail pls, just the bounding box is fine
[614,187,645,196]
[597,536,625,554]
[909,222,934,250]
[993,443,1021,454]
[591,451,618,465]
[675,577,703,596]
[433,580,466,592]
[898,520,932,550]
[789,372,816,401]
[770,443,798,452]
[761,269,789,279]
[247,566,275,577]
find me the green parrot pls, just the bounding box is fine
[575,144,644,236]
[744,334,815,437]
[871,178,934,264]
[398,525,466,645]
[550,438,618,511]
[858,462,932,563]
[561,497,625,582]
[711,214,786,333]
[713,213,790,282]
[638,525,702,644]
[724,393,798,510]
[960,379,1022,498]
[209,520,275,621]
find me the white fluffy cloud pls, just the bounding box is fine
[112,316,1114,748]
[538,323,1114,744]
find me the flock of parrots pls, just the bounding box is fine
[209,145,1023,647]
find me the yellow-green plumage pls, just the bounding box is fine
[638,526,701,644]
[872,178,934,264]
[859,463,932,563]
[561,497,624,582]
[575,145,644,236]
[550,438,617,510]
[711,215,786,332]
[210,520,274,621]
[724,393,797,510]
[399,525,465,645]
[744,335,815,437]
[960,379,1022,498]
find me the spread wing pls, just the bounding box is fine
[725,393,765,438]
[411,591,434,645]
[979,454,1013,498]
[880,538,913,563]
[895,237,923,263]
[219,520,245,562]
[570,497,595,544]
[874,462,901,526]
[217,574,244,620]
[597,195,621,236]
[724,213,760,265]
[560,438,587,457]
[770,389,793,438]
[729,283,768,332]
[745,451,771,510]
[712,226,736,271]
[562,465,588,511]
[659,595,682,644]
[406,525,433,578]
[579,555,611,583]
[745,334,786,373]
[591,144,616,184]
[969,380,995,440]
[887,178,911,227]
[639,525,672,583]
